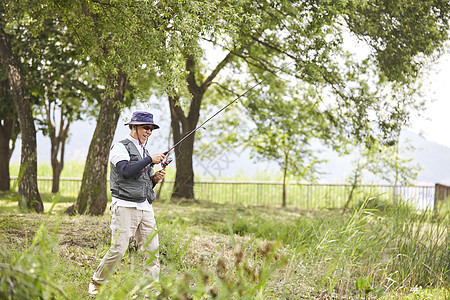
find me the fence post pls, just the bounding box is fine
[434,183,439,212]
[434,183,450,212]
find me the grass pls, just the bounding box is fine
[0,191,448,299]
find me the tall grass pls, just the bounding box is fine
[0,192,448,299]
[152,196,448,299]
[0,211,67,299]
[247,197,447,298]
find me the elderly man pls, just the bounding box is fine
[88,111,166,296]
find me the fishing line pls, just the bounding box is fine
[140,61,293,174]
[164,61,293,158]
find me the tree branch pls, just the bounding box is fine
[210,81,241,98]
[201,51,236,89]
[169,95,188,130]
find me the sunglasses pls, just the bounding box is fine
[141,125,154,131]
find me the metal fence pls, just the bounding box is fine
[176,181,435,209]
[10,177,437,209]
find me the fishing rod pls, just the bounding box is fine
[142,62,292,173]
[159,62,292,169]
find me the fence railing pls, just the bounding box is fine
[9,177,438,210]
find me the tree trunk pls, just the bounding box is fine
[172,133,196,199]
[156,127,172,200]
[0,119,14,191]
[48,105,69,193]
[0,76,15,191]
[169,95,197,199]
[0,27,43,212]
[167,58,201,199]
[169,55,235,199]
[51,161,63,193]
[155,177,165,200]
[342,167,361,213]
[168,52,237,199]
[393,138,399,206]
[66,71,127,215]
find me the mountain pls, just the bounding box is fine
[402,130,450,185]
[309,130,450,185]
[194,130,450,185]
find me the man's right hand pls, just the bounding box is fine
[150,153,166,164]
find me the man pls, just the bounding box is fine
[88,111,166,296]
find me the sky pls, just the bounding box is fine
[407,53,450,148]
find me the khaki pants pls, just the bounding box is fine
[92,203,160,284]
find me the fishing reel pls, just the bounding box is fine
[161,156,173,169]
[160,151,173,169]
[140,151,173,175]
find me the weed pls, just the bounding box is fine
[0,195,448,299]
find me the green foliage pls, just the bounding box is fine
[8,17,103,119]
[345,0,450,82]
[1,4,105,144]
[355,275,384,299]
[240,83,328,181]
[4,0,251,96]
[343,136,421,212]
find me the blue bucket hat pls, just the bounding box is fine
[124,111,160,129]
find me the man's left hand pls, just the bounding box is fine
[152,170,166,184]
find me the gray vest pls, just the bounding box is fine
[110,139,156,204]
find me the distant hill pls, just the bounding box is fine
[203,130,450,185]
[402,131,450,185]
[311,130,450,185]
[11,122,450,186]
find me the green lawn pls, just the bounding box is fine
[0,193,448,299]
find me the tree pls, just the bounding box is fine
[337,80,424,211]
[168,53,242,199]
[227,84,329,207]
[0,68,19,191]
[44,0,230,215]
[1,6,102,202]
[25,19,103,194]
[165,0,450,200]
[67,72,128,215]
[0,25,43,212]
[341,135,420,212]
